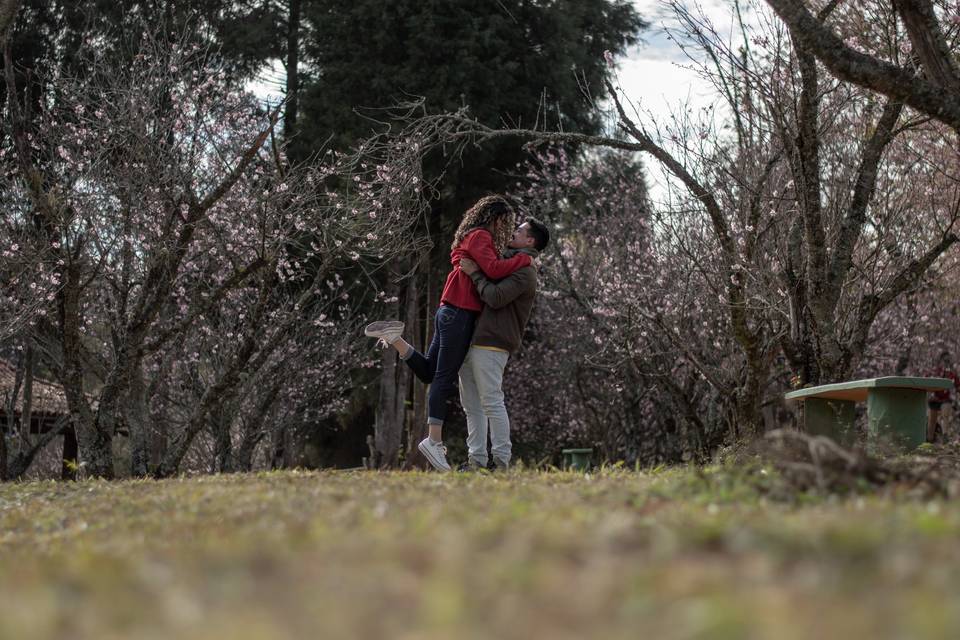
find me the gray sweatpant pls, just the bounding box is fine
[458,346,511,467]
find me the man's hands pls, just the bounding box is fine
[460,257,479,275]
[462,256,539,274]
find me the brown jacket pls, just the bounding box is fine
[467,247,539,354]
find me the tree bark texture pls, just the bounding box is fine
[764,0,960,131]
[284,0,301,138]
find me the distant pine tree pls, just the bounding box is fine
[296,0,644,171]
[295,0,646,257]
[4,0,282,101]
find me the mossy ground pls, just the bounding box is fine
[2,467,959,639]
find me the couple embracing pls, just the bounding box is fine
[365,195,550,471]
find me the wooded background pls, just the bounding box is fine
[1,0,958,479]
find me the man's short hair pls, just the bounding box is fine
[526,217,550,252]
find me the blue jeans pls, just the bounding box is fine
[403,304,477,426]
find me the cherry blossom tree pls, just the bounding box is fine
[764,0,960,131]
[504,148,734,464]
[387,0,959,451]
[1,28,427,478]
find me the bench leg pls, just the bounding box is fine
[570,451,592,472]
[867,388,926,450]
[803,398,857,446]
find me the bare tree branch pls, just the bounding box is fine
[0,0,20,43]
[764,0,960,131]
[828,99,904,294]
[892,0,960,92]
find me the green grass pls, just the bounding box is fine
[2,467,960,639]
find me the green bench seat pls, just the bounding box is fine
[784,376,953,449]
[561,448,593,471]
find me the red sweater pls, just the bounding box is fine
[439,229,531,312]
[927,367,960,403]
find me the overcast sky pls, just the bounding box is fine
[249,0,737,204]
[618,0,734,204]
[619,0,719,117]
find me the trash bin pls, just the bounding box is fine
[561,448,593,471]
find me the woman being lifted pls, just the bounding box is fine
[365,195,531,471]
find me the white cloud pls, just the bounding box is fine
[247,0,743,205]
[620,0,738,114]
[615,0,739,204]
[616,57,714,117]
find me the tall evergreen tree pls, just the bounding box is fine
[294,0,646,249]
[3,1,282,110]
[297,0,644,176]
[291,0,645,466]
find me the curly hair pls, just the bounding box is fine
[450,195,516,254]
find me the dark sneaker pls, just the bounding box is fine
[493,457,509,472]
[457,459,485,472]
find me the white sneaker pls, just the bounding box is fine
[418,437,451,472]
[364,320,405,348]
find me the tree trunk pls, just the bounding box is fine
[235,433,258,472]
[236,383,279,471]
[60,267,113,478]
[19,343,33,453]
[892,0,960,93]
[404,251,433,470]
[147,372,168,472]
[127,363,150,477]
[61,425,78,480]
[3,415,68,480]
[153,271,281,478]
[214,408,235,473]
[284,0,301,141]
[893,294,918,376]
[0,0,21,42]
[763,0,960,131]
[374,353,398,467]
[736,367,766,438]
[374,273,407,467]
[0,417,6,480]
[396,273,414,455]
[270,423,293,469]
[0,349,24,481]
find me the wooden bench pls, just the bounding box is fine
[784,377,953,449]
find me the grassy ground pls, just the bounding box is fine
[2,466,960,639]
